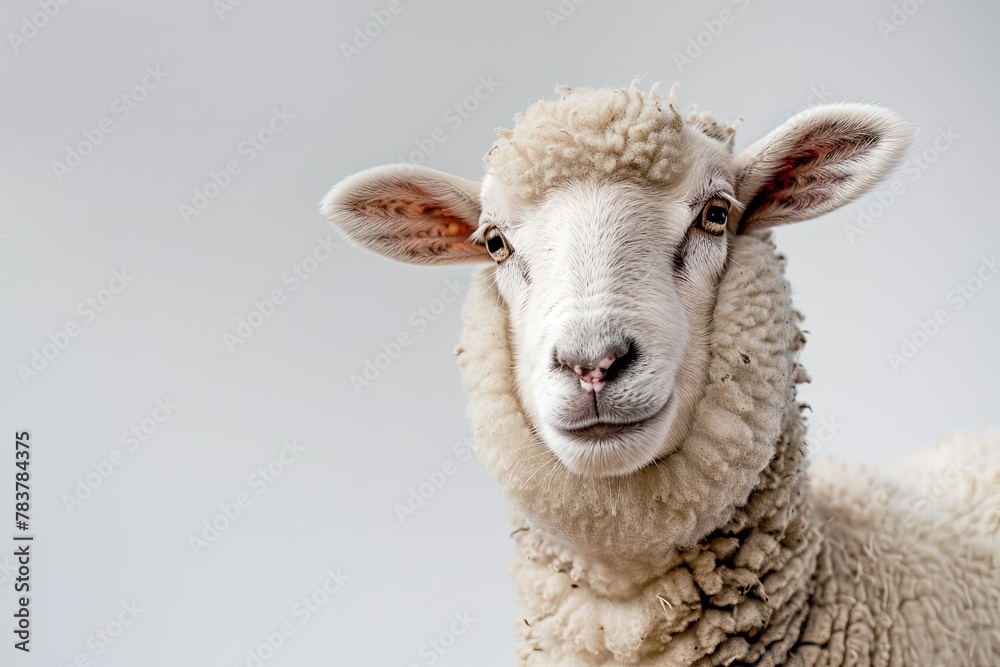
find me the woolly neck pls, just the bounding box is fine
[456,232,823,664]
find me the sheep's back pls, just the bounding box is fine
[804,447,1000,666]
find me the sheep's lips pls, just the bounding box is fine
[555,392,673,442]
[560,421,641,438]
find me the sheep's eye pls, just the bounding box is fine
[484,228,511,264]
[696,198,730,236]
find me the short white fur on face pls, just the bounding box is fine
[475,166,732,476]
[322,83,913,477]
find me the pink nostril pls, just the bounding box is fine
[574,355,617,394]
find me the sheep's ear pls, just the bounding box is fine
[732,104,913,234]
[321,164,491,265]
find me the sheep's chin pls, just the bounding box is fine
[542,393,677,477]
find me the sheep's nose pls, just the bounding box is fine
[554,340,636,394]
[573,356,617,393]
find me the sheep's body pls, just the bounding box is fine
[807,447,1000,667]
[456,233,1000,665]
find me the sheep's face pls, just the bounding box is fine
[475,151,735,476]
[323,84,912,478]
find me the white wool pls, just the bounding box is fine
[484,81,736,203]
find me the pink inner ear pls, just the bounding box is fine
[350,187,485,263]
[358,198,478,239]
[738,127,878,233]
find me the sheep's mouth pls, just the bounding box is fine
[556,393,673,440]
[560,420,647,439]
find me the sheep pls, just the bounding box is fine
[321,81,1000,666]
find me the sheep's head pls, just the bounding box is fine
[323,81,911,478]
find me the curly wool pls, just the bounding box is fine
[484,81,737,203]
[455,233,1000,665]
